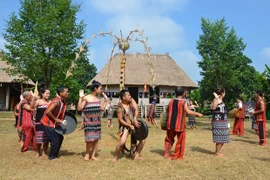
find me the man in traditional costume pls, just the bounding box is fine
[112,89,146,162]
[164,87,203,160]
[250,90,267,146]
[19,91,36,152]
[41,86,68,160]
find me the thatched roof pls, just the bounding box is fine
[0,57,35,85]
[88,53,198,88]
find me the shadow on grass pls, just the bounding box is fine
[252,157,270,162]
[150,149,164,156]
[190,146,214,155]
[109,133,118,141]
[231,138,257,144]
[60,150,77,156]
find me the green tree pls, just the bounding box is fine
[50,48,97,105]
[2,0,85,88]
[197,18,260,108]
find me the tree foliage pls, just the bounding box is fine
[2,0,86,88]
[197,18,259,109]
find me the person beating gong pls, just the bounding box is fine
[41,86,69,160]
[112,89,146,162]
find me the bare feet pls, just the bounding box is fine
[112,157,117,163]
[35,152,40,158]
[91,156,99,161]
[84,153,90,161]
[215,152,225,157]
[134,154,144,160]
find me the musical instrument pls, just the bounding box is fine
[160,112,168,130]
[55,111,77,135]
[234,109,240,118]
[228,108,238,118]
[132,120,148,140]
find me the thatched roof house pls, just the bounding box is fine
[88,53,197,88]
[0,54,34,110]
[88,53,197,108]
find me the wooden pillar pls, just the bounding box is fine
[5,84,10,110]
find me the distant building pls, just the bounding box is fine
[88,53,198,117]
[0,54,34,110]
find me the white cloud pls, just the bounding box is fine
[87,0,188,51]
[170,50,201,82]
[87,0,193,78]
[105,15,186,51]
[88,0,188,15]
[261,47,270,60]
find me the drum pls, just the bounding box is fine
[234,109,240,118]
[160,112,168,131]
[55,111,77,135]
[132,120,148,140]
[228,108,237,118]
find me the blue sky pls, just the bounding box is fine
[0,0,269,83]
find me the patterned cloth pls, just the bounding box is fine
[83,101,101,142]
[35,104,48,144]
[211,102,230,143]
[107,104,114,120]
[251,115,258,130]
[188,107,195,125]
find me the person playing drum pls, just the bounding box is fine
[41,86,69,160]
[230,97,245,135]
[112,89,146,162]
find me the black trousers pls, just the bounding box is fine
[44,125,64,160]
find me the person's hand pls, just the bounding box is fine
[134,120,140,128]
[213,92,219,99]
[30,90,34,97]
[79,89,85,98]
[197,113,203,117]
[129,125,135,130]
[250,111,254,115]
[56,119,62,124]
[102,92,108,99]
[62,120,67,125]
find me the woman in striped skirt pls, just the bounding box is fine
[77,80,108,161]
[30,88,50,157]
[211,88,230,157]
[188,100,199,130]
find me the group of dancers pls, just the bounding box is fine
[13,80,267,161]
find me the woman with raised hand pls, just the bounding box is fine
[211,88,230,157]
[77,80,108,161]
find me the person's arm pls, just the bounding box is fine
[184,103,203,117]
[251,101,265,115]
[194,101,199,108]
[131,98,139,127]
[77,97,87,111]
[14,106,19,117]
[210,98,219,110]
[117,108,134,130]
[22,103,35,112]
[100,92,108,111]
[30,96,39,109]
[46,102,63,124]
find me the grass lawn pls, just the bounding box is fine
[0,116,270,180]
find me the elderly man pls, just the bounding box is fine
[18,91,35,152]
